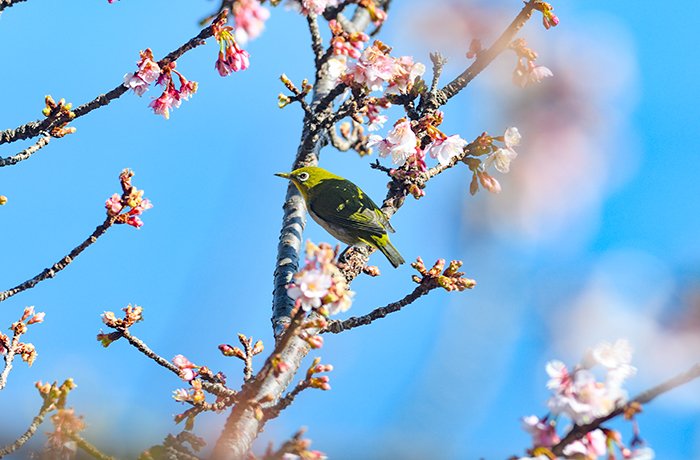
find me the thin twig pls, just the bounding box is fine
[0,17,219,147]
[0,216,117,303]
[0,334,20,391]
[0,402,53,457]
[551,363,700,455]
[428,52,448,94]
[438,0,537,102]
[0,0,26,13]
[69,433,116,460]
[118,328,236,399]
[263,380,309,421]
[241,338,254,382]
[324,283,434,334]
[0,133,50,167]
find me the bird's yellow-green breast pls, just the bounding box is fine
[275,166,405,268]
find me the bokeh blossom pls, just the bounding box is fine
[232,0,270,44]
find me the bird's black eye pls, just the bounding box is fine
[297,172,310,181]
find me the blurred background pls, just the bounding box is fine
[0,0,698,458]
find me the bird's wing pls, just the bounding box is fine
[309,179,392,236]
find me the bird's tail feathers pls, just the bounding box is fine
[366,235,405,268]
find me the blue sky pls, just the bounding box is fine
[0,1,698,458]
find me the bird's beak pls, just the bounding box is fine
[274,172,291,179]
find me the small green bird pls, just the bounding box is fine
[275,166,405,268]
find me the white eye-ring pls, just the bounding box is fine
[297,172,310,181]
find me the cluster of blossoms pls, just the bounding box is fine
[460,127,521,195]
[287,242,355,317]
[329,19,369,59]
[36,379,81,459]
[232,0,270,44]
[509,38,553,88]
[0,306,45,366]
[297,0,339,16]
[123,48,198,119]
[213,16,251,77]
[362,97,390,131]
[105,169,153,228]
[173,354,200,382]
[342,40,425,94]
[519,340,654,460]
[368,112,473,173]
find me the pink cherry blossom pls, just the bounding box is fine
[27,312,45,325]
[521,415,560,448]
[386,55,426,95]
[123,49,161,96]
[149,91,176,119]
[345,43,396,92]
[368,119,417,167]
[126,216,144,228]
[562,429,607,458]
[232,0,270,44]
[172,388,190,402]
[288,269,333,311]
[426,134,468,166]
[477,171,502,194]
[105,194,123,216]
[300,0,339,15]
[123,73,151,97]
[485,127,520,173]
[545,359,571,391]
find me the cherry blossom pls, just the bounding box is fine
[386,55,426,95]
[287,269,333,311]
[521,415,560,448]
[562,429,607,458]
[122,49,161,96]
[299,0,339,16]
[426,134,468,166]
[287,242,355,316]
[345,42,396,92]
[368,119,417,167]
[485,127,520,173]
[232,0,270,44]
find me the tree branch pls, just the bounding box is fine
[551,362,700,455]
[117,328,235,399]
[0,215,117,304]
[306,13,324,66]
[0,400,53,457]
[68,432,116,460]
[0,133,50,167]
[438,0,537,102]
[0,0,26,14]
[0,18,218,148]
[323,283,435,334]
